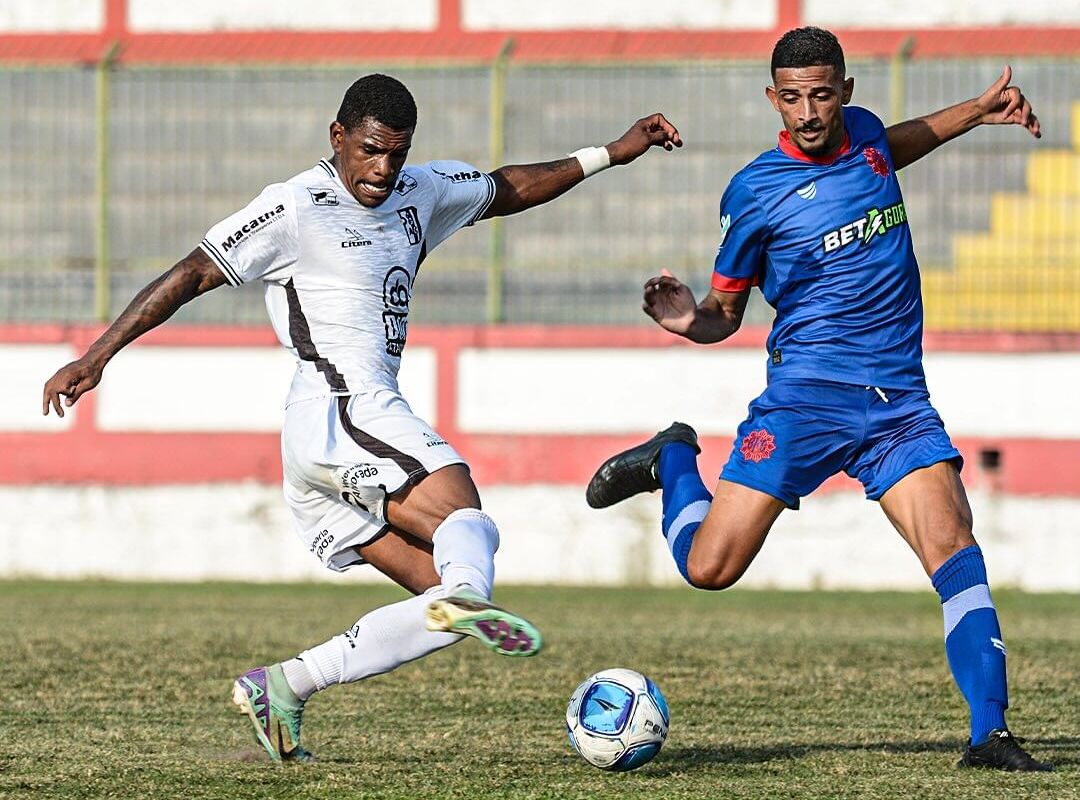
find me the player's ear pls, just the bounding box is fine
[841,77,854,105]
[330,121,346,155]
[765,84,780,112]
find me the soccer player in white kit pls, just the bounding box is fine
[42,74,682,761]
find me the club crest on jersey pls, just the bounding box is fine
[395,173,417,196]
[307,187,338,206]
[717,213,732,249]
[397,206,423,246]
[863,147,890,178]
[741,429,776,463]
[822,202,908,254]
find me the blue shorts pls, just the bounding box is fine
[721,379,963,509]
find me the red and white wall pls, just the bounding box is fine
[3,324,1079,589]
[3,0,1079,62]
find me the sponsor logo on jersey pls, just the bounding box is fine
[395,173,417,196]
[308,187,338,206]
[431,167,483,183]
[863,146,890,178]
[717,213,732,249]
[220,203,286,252]
[740,429,776,463]
[382,267,412,356]
[397,206,423,246]
[796,181,817,200]
[341,227,373,248]
[821,202,907,254]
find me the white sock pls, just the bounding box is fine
[282,658,317,701]
[293,586,462,691]
[431,508,500,599]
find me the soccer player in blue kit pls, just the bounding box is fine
[586,28,1051,771]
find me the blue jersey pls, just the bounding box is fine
[713,106,924,389]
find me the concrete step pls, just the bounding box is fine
[1027,150,1080,198]
[989,194,1080,237]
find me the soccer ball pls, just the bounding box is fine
[565,668,670,771]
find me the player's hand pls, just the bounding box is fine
[643,269,697,335]
[974,65,1041,138]
[42,356,105,417]
[606,114,683,165]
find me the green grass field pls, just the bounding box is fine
[2,581,1077,799]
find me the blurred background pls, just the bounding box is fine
[2,0,1078,589]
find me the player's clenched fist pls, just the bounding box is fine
[42,357,104,417]
[606,113,683,165]
[643,268,696,335]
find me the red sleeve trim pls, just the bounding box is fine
[711,272,757,292]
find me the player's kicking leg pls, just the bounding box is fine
[879,461,1052,772]
[232,474,540,760]
[586,422,786,589]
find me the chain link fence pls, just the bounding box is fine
[0,57,1077,328]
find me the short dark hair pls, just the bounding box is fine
[336,73,417,132]
[771,27,845,79]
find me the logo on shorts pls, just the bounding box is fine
[310,529,335,560]
[740,429,776,463]
[341,463,379,487]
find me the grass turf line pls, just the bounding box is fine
[1,581,1077,799]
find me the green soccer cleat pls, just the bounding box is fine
[426,590,543,657]
[231,664,314,762]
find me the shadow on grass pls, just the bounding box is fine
[651,736,1080,773]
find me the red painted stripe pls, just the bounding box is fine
[6,323,1080,353]
[1,27,1078,64]
[4,430,1079,495]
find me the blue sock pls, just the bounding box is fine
[931,545,1009,745]
[657,442,712,585]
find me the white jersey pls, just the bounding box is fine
[200,158,496,406]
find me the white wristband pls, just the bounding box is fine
[570,146,611,178]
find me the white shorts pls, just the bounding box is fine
[281,388,466,572]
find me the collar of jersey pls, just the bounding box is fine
[777,130,851,165]
[318,157,376,209]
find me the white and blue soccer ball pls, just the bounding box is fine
[565,668,669,771]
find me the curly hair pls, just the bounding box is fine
[336,74,417,132]
[771,27,845,79]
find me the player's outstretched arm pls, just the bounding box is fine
[42,248,226,417]
[887,65,1040,171]
[642,269,749,344]
[480,113,681,219]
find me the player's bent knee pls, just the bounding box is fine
[685,554,745,591]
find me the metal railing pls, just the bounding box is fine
[1,48,1077,329]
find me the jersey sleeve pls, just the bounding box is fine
[711,178,768,292]
[420,161,497,250]
[199,184,299,286]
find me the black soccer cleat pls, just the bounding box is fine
[585,421,700,509]
[958,729,1053,772]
